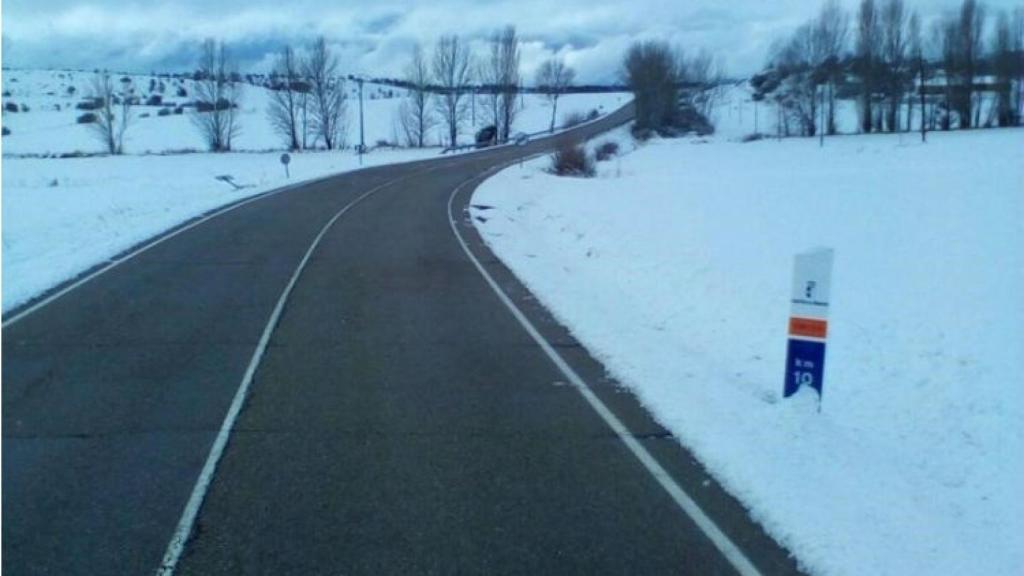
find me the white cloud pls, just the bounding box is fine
[3,0,1021,81]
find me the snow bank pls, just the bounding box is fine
[472,126,1024,576]
[1,148,432,311]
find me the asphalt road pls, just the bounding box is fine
[3,105,804,576]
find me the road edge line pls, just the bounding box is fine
[446,170,764,576]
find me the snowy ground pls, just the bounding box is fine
[1,148,436,311]
[711,81,1007,142]
[472,125,1024,576]
[1,69,628,155]
[0,68,628,311]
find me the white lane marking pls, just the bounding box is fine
[446,171,765,576]
[155,166,438,576]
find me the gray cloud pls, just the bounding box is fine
[3,0,1022,82]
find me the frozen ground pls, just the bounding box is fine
[472,124,1024,575]
[1,69,628,155]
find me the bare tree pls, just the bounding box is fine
[992,11,1016,126]
[623,40,680,133]
[305,36,347,150]
[681,49,724,120]
[191,39,242,152]
[936,16,958,130]
[770,25,823,137]
[536,57,576,133]
[494,26,521,141]
[816,0,849,135]
[949,0,985,128]
[855,0,881,133]
[432,35,472,147]
[89,71,133,154]
[908,10,928,140]
[880,0,908,132]
[267,45,303,150]
[399,43,435,147]
[477,27,521,141]
[478,43,501,135]
[1015,8,1024,125]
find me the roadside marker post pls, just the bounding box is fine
[783,248,833,404]
[280,153,291,179]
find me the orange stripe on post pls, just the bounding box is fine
[789,317,828,339]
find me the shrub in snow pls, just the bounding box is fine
[139,113,150,118]
[173,107,184,115]
[562,111,588,129]
[5,102,18,113]
[2,126,10,136]
[77,112,98,124]
[146,94,162,106]
[76,100,101,111]
[742,133,765,143]
[20,104,30,112]
[157,108,172,117]
[631,126,656,141]
[177,87,187,97]
[549,143,595,178]
[194,98,233,113]
[587,108,600,120]
[595,141,620,161]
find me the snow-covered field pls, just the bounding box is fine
[472,124,1024,575]
[1,68,628,311]
[1,69,628,155]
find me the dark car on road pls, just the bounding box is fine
[475,125,497,148]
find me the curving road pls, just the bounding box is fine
[3,104,804,576]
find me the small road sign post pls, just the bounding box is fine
[280,153,291,179]
[784,248,834,405]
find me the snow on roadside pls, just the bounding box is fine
[1,149,433,311]
[472,126,1024,576]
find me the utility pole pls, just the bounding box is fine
[358,78,365,166]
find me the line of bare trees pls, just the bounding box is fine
[398,26,577,148]
[266,37,347,151]
[754,0,1024,140]
[86,29,576,154]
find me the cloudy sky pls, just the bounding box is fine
[3,0,1019,82]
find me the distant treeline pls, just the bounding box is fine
[752,0,1024,139]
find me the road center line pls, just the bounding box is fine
[446,168,765,576]
[154,164,442,576]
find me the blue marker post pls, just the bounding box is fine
[784,248,834,405]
